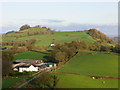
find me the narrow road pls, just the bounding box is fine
[15,69,51,89]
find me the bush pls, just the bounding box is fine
[20,24,30,31]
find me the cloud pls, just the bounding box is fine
[41,19,65,23]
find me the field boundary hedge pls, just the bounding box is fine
[55,52,78,70]
[79,52,118,56]
[53,72,120,79]
[31,50,51,55]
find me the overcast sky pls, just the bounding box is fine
[0,2,118,36]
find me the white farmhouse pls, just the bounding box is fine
[19,65,38,72]
[50,43,55,47]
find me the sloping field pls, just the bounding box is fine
[56,54,118,77]
[52,54,118,88]
[52,73,118,88]
[14,51,47,60]
[3,28,95,46]
[2,76,31,88]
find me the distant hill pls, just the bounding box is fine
[2,26,114,48]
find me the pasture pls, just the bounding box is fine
[56,54,118,77]
[14,51,47,60]
[3,29,95,47]
[52,73,118,88]
[52,54,118,88]
[2,76,31,88]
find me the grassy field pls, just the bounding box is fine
[2,28,95,47]
[14,51,48,60]
[52,73,118,88]
[56,54,118,77]
[52,54,118,88]
[2,76,31,88]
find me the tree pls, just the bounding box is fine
[2,50,13,76]
[54,51,67,62]
[31,73,53,88]
[87,29,114,44]
[20,24,30,31]
[51,42,78,64]
[112,44,120,53]
[34,25,41,27]
[26,44,34,51]
[100,45,111,52]
[52,75,59,88]
[12,45,18,54]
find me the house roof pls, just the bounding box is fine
[16,64,37,68]
[15,64,46,68]
[14,59,43,64]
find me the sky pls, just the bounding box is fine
[0,2,118,37]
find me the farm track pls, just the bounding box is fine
[53,72,120,79]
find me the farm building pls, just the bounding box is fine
[13,59,57,72]
[14,59,43,64]
[50,43,55,47]
[18,65,38,72]
[13,64,47,72]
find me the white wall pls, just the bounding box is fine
[19,65,38,72]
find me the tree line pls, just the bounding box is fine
[5,24,55,38]
[26,73,59,88]
[50,40,120,65]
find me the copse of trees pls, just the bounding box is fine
[87,29,114,43]
[51,40,120,65]
[6,39,37,54]
[27,31,53,36]
[51,41,87,64]
[112,44,120,53]
[2,39,36,47]
[88,42,120,54]
[27,28,54,36]
[27,73,59,88]
[20,24,31,31]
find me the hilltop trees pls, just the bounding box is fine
[27,29,54,36]
[87,29,114,43]
[20,24,30,31]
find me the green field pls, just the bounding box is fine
[2,76,31,88]
[2,28,95,47]
[56,54,118,77]
[52,54,118,88]
[52,73,118,88]
[14,51,47,60]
